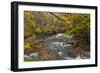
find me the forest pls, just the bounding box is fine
[24,11,90,61]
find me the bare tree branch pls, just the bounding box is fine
[49,12,66,22]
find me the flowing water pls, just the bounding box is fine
[42,33,82,60]
[25,33,84,60]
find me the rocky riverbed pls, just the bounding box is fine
[24,33,90,61]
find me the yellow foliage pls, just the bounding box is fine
[62,16,68,20]
[24,43,30,49]
[62,16,71,24]
[34,27,41,33]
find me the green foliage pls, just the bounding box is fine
[65,14,90,49]
[24,56,33,61]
